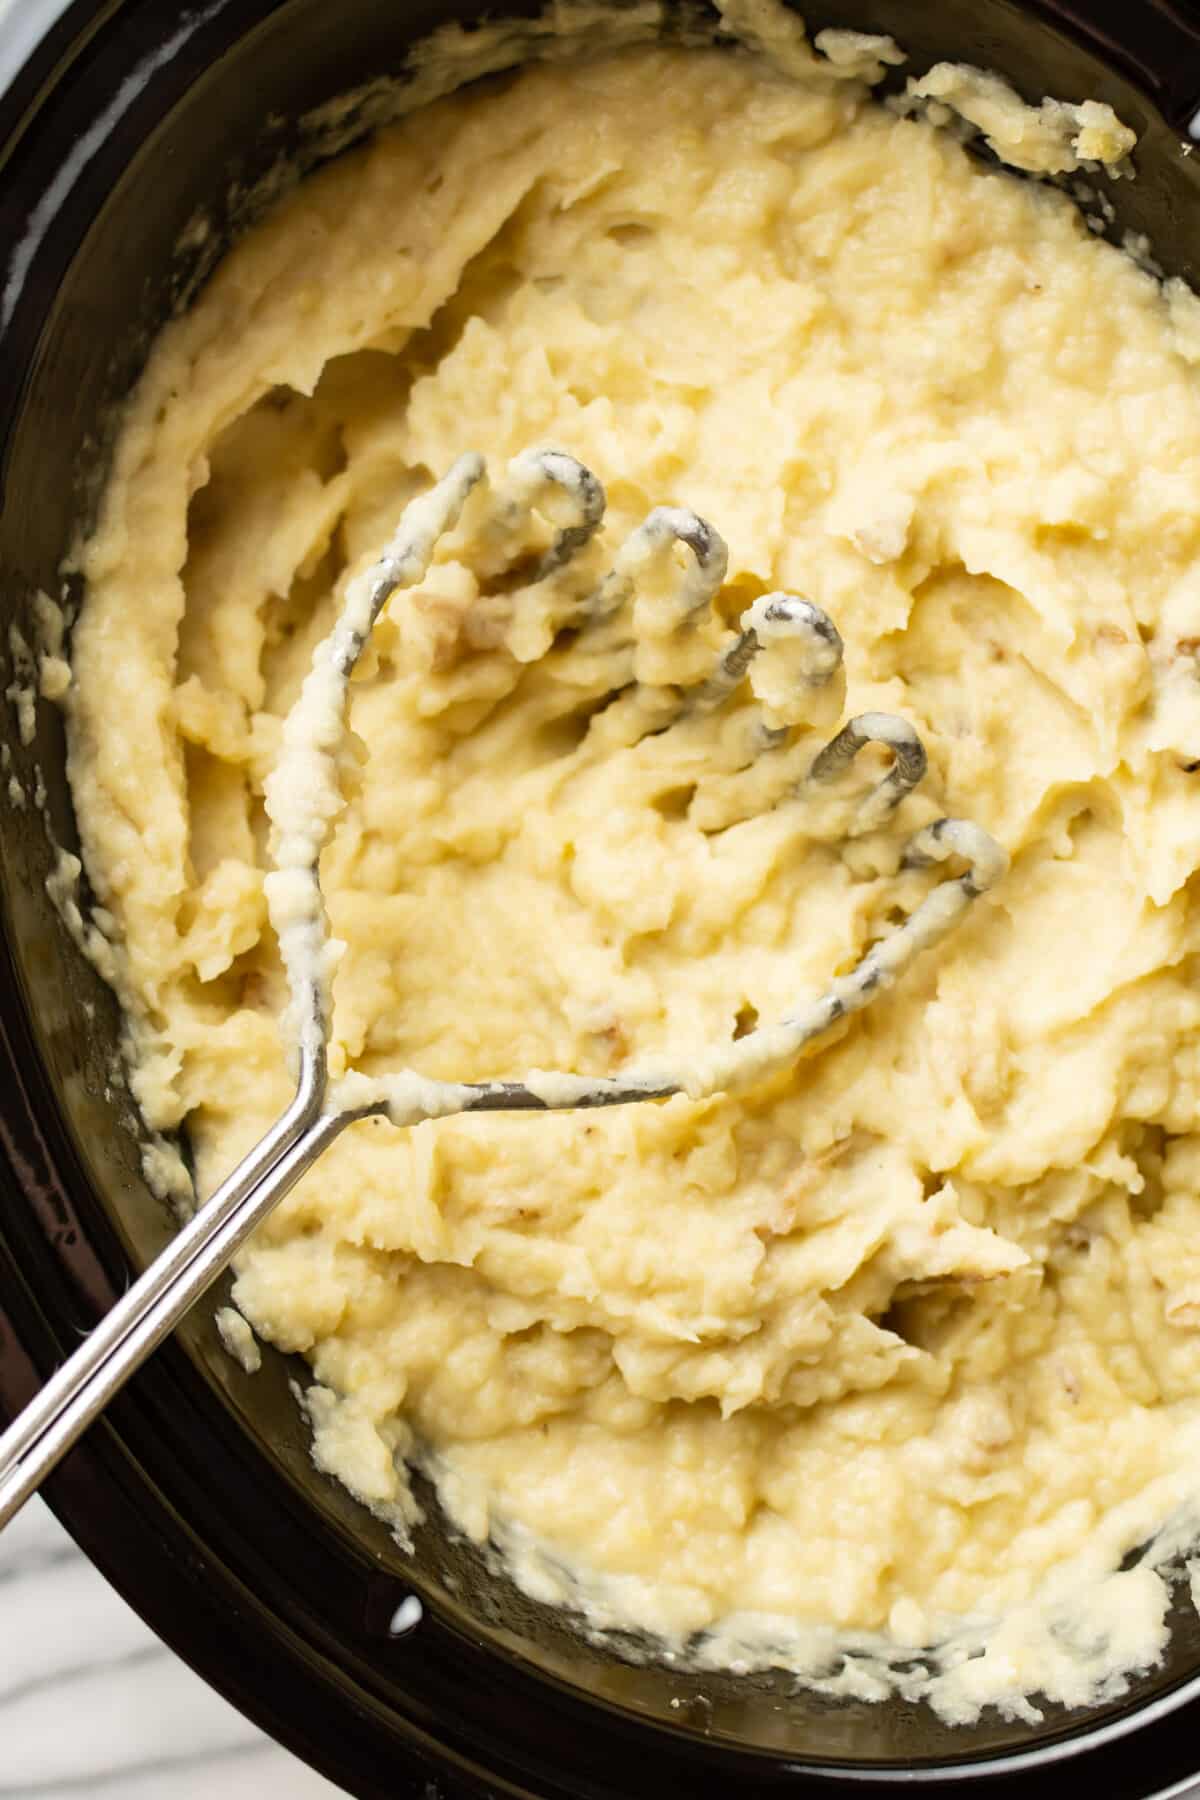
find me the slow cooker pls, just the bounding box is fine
[5,1,1200,1793]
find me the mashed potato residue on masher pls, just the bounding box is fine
[65,7,1200,1724]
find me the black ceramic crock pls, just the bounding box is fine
[5,2,1200,1794]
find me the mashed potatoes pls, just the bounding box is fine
[66,9,1200,1723]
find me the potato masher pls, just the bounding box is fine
[0,450,1006,1528]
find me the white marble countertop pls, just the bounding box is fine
[1,1497,346,1800]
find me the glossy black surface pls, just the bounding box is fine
[4,1,1200,1793]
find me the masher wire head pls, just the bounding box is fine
[262,450,1008,1128]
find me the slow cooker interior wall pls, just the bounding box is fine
[6,0,1200,1773]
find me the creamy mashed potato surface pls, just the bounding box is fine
[66,12,1200,1722]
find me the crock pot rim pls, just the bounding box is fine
[5,1,1200,1795]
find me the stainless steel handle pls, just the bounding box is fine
[0,1053,343,1529]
